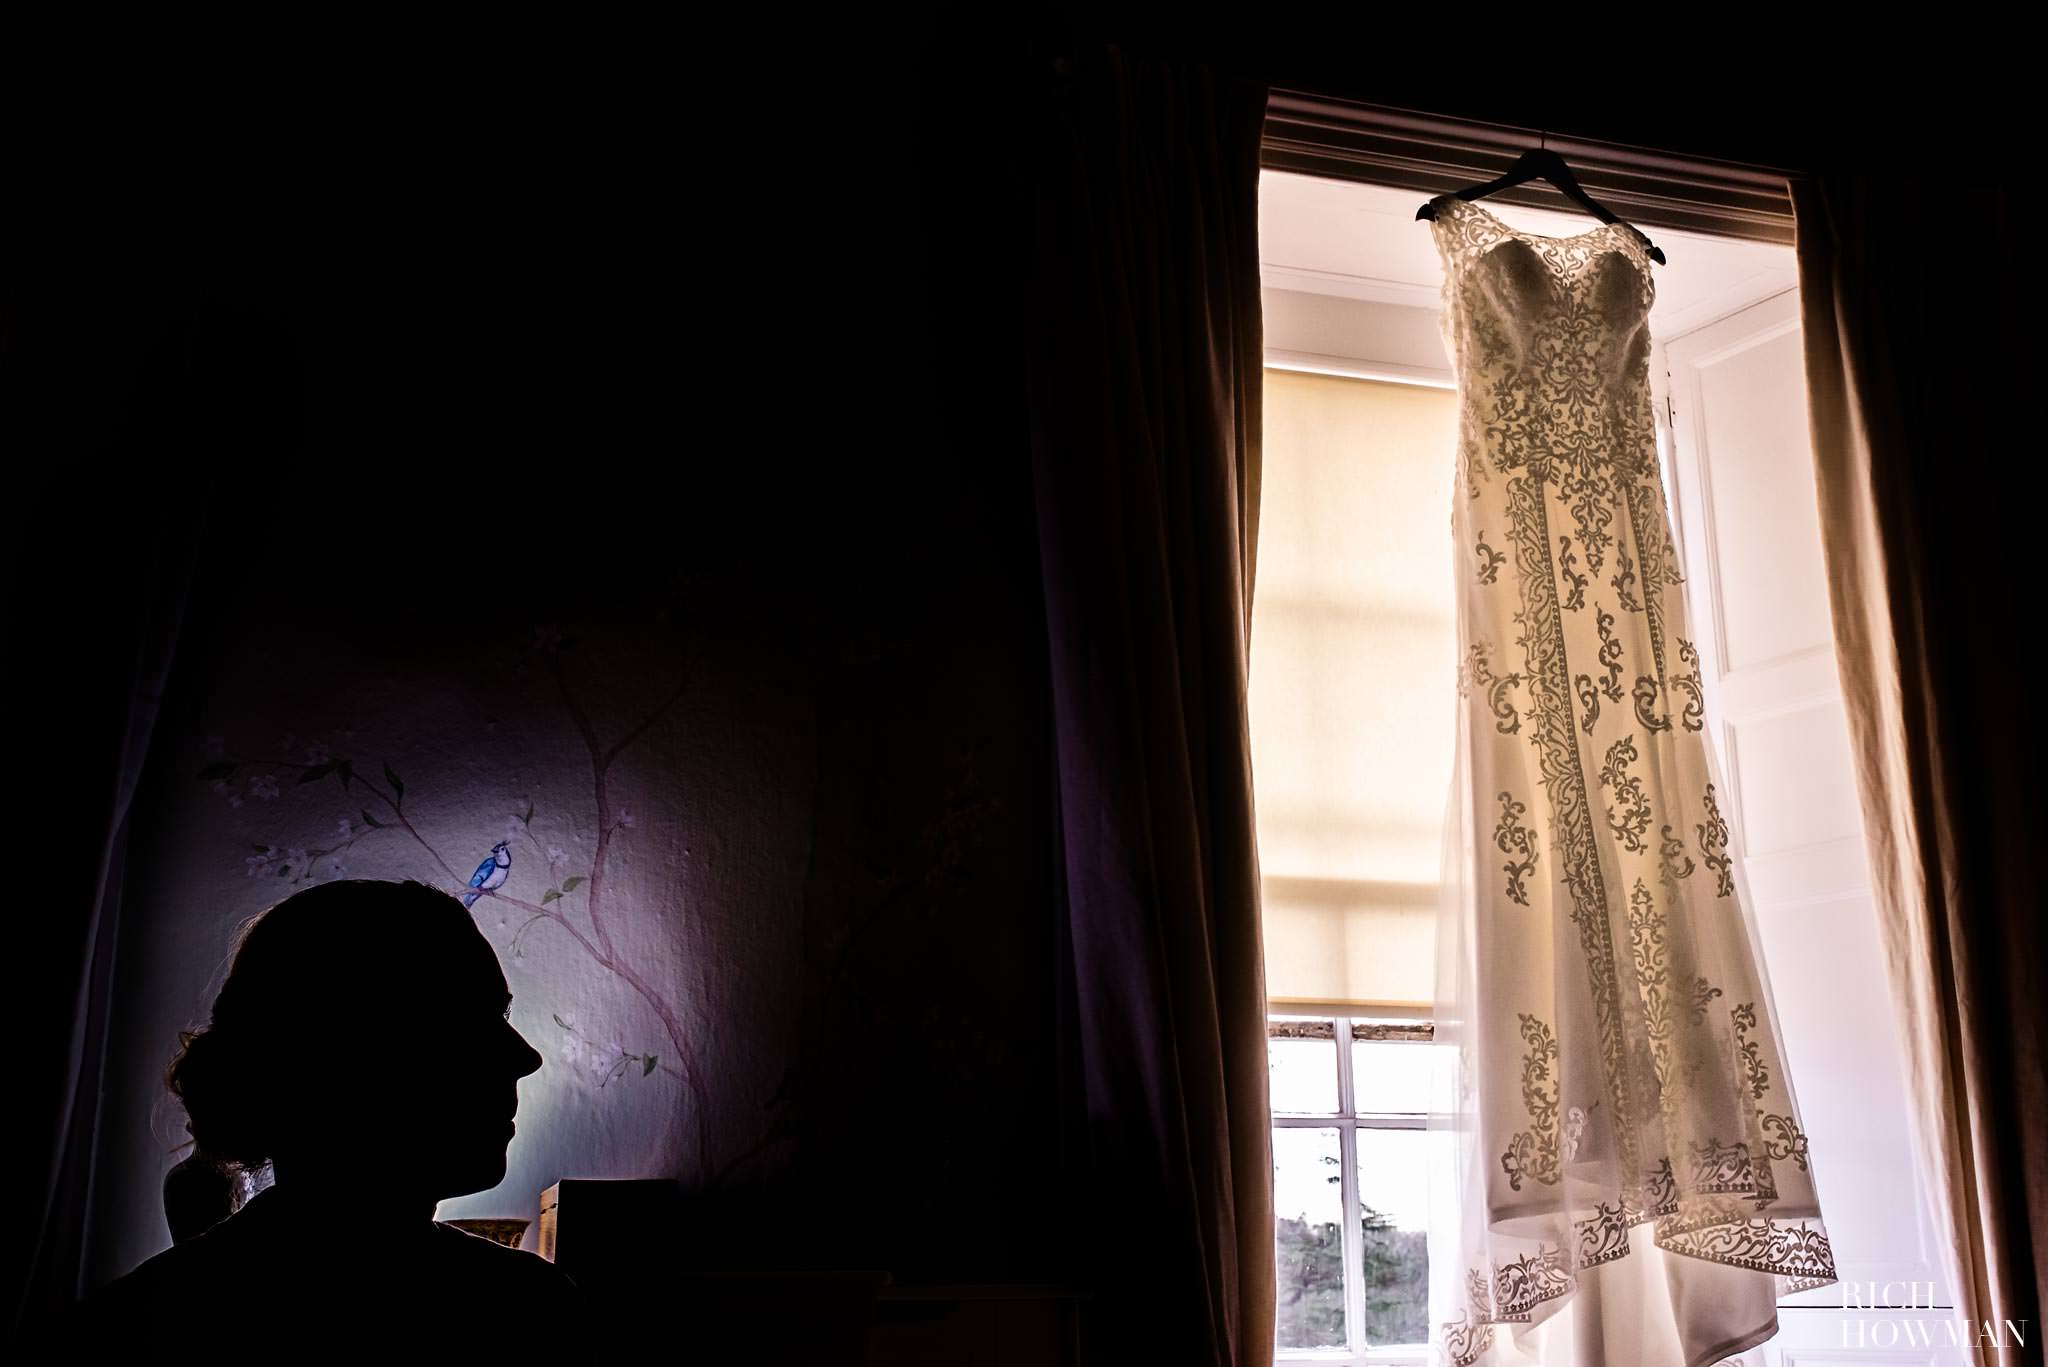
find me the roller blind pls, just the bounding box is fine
[1251,369,1458,1009]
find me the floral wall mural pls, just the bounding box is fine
[194,627,713,1171]
[86,448,1060,1287]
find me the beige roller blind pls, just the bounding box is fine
[1251,369,1458,1009]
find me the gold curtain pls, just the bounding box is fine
[1791,171,2046,1365]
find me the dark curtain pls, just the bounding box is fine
[1025,41,1275,1367]
[1791,171,2046,1365]
[9,348,215,1336]
[8,168,293,1331]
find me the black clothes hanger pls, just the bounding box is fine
[1418,143,1667,265]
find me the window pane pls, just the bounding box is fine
[1351,1037,1433,1114]
[1272,1126,1346,1351]
[1267,1020,1338,1114]
[1356,1128,1437,1347]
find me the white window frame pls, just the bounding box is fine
[1271,1008,1435,1367]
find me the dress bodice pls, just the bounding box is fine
[1430,192,1657,396]
[1429,192,1662,493]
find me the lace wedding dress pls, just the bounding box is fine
[1422,193,1837,1367]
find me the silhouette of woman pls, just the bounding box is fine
[47,878,591,1350]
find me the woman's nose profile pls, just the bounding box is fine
[40,878,590,1352]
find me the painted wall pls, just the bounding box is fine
[81,58,1064,1290]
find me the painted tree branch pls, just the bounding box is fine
[532,651,713,1169]
[202,643,715,1181]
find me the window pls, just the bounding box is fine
[1270,1013,1445,1364]
[1253,175,1915,1360]
[1250,187,1694,1362]
[1253,326,1457,1367]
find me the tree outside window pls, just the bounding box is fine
[1270,1014,1441,1364]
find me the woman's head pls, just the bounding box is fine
[167,878,544,1202]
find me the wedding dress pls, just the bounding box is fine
[1422,192,1837,1367]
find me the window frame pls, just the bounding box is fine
[1270,1008,1435,1367]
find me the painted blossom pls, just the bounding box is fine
[591,1037,627,1079]
[248,773,281,801]
[336,817,354,841]
[304,741,331,766]
[555,1013,583,1066]
[546,845,569,876]
[616,808,635,830]
[245,847,278,878]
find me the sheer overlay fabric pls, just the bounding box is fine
[1422,193,1837,1367]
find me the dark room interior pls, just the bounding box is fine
[11,24,2042,1367]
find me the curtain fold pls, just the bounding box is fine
[13,400,207,1336]
[10,275,286,1338]
[1025,40,1275,1367]
[1791,171,2046,1366]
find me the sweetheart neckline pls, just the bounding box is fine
[1433,193,1658,311]
[1439,194,1628,248]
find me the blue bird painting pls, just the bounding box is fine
[462,841,511,908]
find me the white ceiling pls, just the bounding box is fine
[1257,169,1799,344]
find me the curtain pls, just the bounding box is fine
[10,356,211,1335]
[1791,171,2046,1365]
[8,250,290,1335]
[1025,40,1276,1367]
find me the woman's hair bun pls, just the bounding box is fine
[165,1023,275,1171]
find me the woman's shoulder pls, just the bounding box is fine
[87,1232,221,1305]
[25,1240,207,1349]
[429,1222,591,1306]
